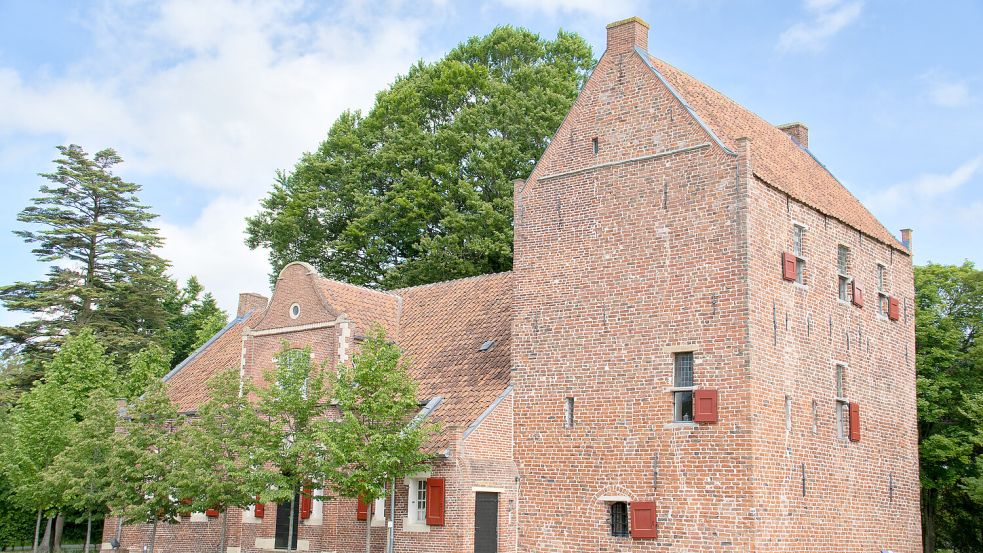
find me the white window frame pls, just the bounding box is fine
[792,224,806,284]
[834,363,849,439]
[402,473,431,532]
[837,246,851,302]
[371,497,386,527]
[877,263,890,319]
[564,397,575,428]
[670,352,695,423]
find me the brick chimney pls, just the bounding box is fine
[778,122,809,148]
[237,292,269,317]
[900,228,912,251]
[606,16,649,54]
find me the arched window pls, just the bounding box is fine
[609,502,629,537]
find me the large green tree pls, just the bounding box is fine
[246,27,594,289]
[254,345,331,552]
[916,262,983,553]
[0,145,171,364]
[161,277,227,368]
[319,327,433,553]
[177,368,262,553]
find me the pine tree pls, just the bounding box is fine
[0,144,171,364]
[319,326,433,553]
[177,368,262,553]
[106,380,185,553]
[254,345,331,552]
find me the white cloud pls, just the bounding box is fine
[491,0,638,20]
[778,0,862,53]
[921,71,973,108]
[866,155,983,215]
[0,0,444,314]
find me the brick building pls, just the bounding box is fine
[106,16,920,553]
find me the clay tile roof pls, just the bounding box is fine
[314,277,401,338]
[163,308,264,412]
[644,53,905,252]
[393,272,513,448]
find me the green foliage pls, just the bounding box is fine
[44,329,115,415]
[1,381,74,515]
[0,145,172,364]
[246,27,594,289]
[42,389,117,518]
[254,345,331,505]
[162,277,228,368]
[0,473,36,548]
[916,261,983,552]
[106,380,185,527]
[120,344,170,401]
[319,326,433,503]
[178,368,262,513]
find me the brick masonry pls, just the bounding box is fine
[106,15,920,553]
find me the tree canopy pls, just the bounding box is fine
[246,26,594,289]
[915,261,983,552]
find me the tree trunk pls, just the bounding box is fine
[32,510,42,553]
[218,510,228,553]
[83,511,92,553]
[52,514,64,553]
[147,519,158,553]
[39,517,52,553]
[286,489,296,553]
[922,487,937,553]
[365,500,372,553]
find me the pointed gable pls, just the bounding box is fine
[644,54,904,251]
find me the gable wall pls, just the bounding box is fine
[513,33,755,551]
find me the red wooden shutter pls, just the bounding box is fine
[781,252,797,281]
[888,296,900,321]
[630,501,657,539]
[851,283,864,307]
[848,402,860,442]
[356,497,368,521]
[254,497,265,519]
[425,478,445,526]
[692,389,718,423]
[300,487,313,520]
[205,508,220,518]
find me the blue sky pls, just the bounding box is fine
[1,0,981,321]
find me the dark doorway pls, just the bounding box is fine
[274,495,300,550]
[474,492,498,553]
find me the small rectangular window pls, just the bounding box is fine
[564,397,574,428]
[811,399,818,434]
[785,395,793,434]
[592,137,599,155]
[609,502,629,537]
[835,364,848,439]
[877,264,890,317]
[792,225,806,284]
[414,480,427,523]
[837,245,851,301]
[672,352,695,422]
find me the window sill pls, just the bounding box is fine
[402,520,429,533]
[664,422,698,429]
[793,282,808,290]
[837,299,851,306]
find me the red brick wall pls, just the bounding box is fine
[513,20,755,551]
[746,173,920,551]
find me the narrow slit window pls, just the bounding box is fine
[835,364,849,439]
[877,264,890,317]
[785,395,793,434]
[672,352,695,422]
[564,397,575,428]
[792,225,806,284]
[592,137,599,155]
[837,246,851,301]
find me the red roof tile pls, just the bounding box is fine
[646,53,905,252]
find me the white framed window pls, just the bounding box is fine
[792,224,806,284]
[671,352,695,422]
[564,397,575,428]
[837,246,851,301]
[289,302,301,319]
[785,395,793,435]
[835,364,849,439]
[877,264,890,317]
[411,480,427,524]
[371,497,386,526]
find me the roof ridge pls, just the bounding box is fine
[392,271,513,293]
[317,275,403,298]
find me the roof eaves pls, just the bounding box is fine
[634,46,736,157]
[162,309,253,383]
